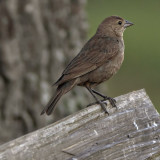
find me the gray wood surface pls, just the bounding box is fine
[0,89,160,160]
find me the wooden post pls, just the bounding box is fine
[0,89,160,160]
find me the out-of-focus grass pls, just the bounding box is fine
[86,0,160,112]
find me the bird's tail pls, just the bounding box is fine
[41,89,63,115]
[41,79,77,115]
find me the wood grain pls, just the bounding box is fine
[0,89,160,160]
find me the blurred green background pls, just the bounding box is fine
[86,0,160,112]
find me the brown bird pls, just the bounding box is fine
[41,16,133,115]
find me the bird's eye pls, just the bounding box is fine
[118,21,122,25]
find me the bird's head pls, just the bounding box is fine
[97,16,133,37]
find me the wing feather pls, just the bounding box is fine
[55,36,119,86]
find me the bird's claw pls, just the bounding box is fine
[99,101,109,115]
[87,100,109,114]
[107,97,117,108]
[101,96,117,108]
[87,97,116,114]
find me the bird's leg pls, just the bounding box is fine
[86,86,108,114]
[91,89,107,99]
[91,89,117,108]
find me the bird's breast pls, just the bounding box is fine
[104,38,124,76]
[108,50,124,75]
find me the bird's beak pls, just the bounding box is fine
[124,20,134,28]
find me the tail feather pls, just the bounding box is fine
[41,90,63,115]
[41,79,77,115]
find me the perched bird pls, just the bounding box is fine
[41,16,133,115]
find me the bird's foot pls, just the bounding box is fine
[105,97,117,108]
[87,100,109,114]
[87,100,107,107]
[101,96,117,108]
[98,101,109,114]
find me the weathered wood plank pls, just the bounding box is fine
[0,89,160,160]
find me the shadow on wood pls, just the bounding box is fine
[0,89,160,160]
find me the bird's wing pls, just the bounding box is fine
[55,36,119,86]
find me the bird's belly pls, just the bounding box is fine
[88,52,124,84]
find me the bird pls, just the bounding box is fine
[41,16,133,115]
